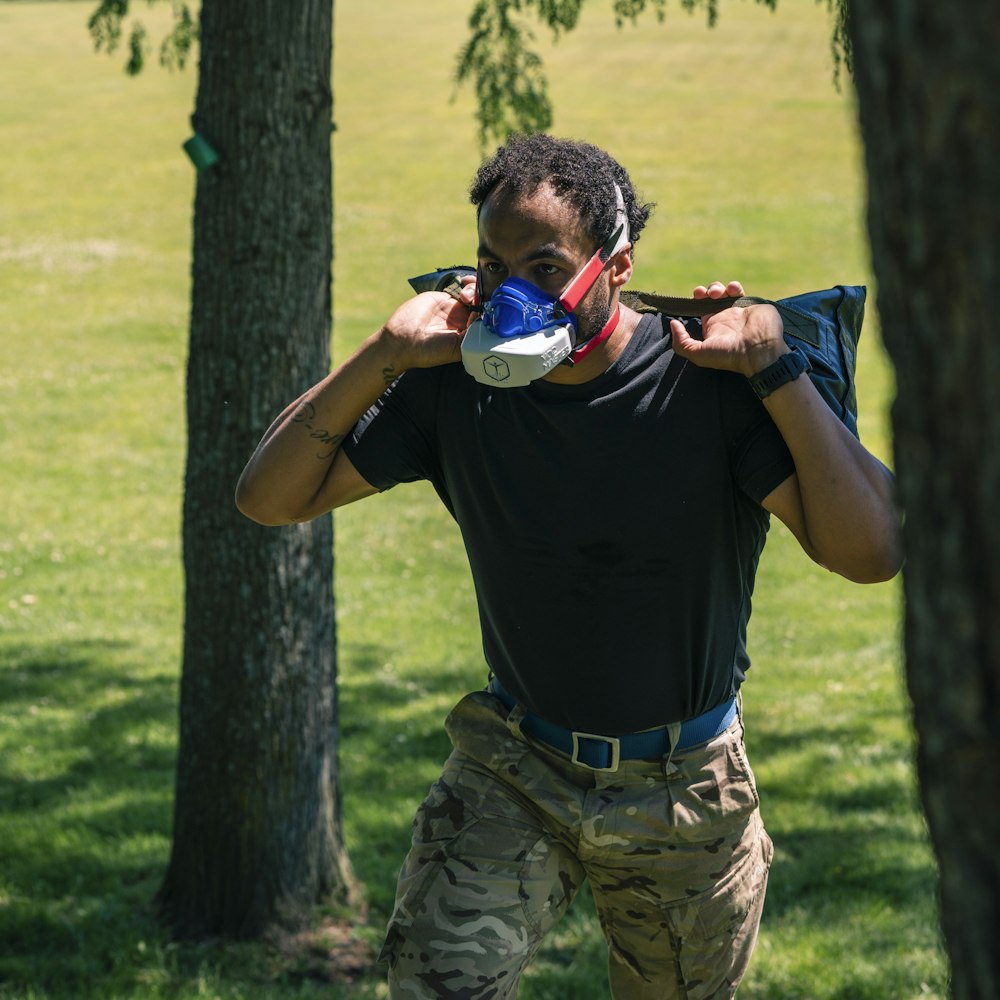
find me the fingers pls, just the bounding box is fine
[432,292,475,333]
[456,277,479,307]
[669,317,699,356]
[692,280,744,299]
[390,292,469,339]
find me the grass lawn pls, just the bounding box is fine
[0,0,946,997]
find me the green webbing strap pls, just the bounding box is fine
[622,290,769,317]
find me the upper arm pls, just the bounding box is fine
[760,471,826,567]
[292,448,380,521]
[760,465,903,582]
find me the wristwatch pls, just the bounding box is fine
[747,348,811,400]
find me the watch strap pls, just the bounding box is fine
[748,349,812,400]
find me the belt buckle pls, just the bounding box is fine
[571,731,621,772]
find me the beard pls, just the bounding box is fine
[572,280,614,346]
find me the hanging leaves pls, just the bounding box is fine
[457,0,851,146]
[87,0,198,76]
[84,0,851,143]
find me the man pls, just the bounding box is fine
[236,134,902,998]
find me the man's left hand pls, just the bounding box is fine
[671,280,787,378]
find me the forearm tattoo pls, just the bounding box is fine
[292,401,344,460]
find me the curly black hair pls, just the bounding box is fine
[469,133,654,253]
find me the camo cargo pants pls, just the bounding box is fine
[380,689,773,999]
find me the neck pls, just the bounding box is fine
[542,304,639,385]
[567,306,620,366]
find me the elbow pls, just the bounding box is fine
[858,519,905,583]
[234,477,296,527]
[860,542,905,584]
[843,557,902,585]
[829,535,904,585]
[800,515,904,584]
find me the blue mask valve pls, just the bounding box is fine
[484,277,577,339]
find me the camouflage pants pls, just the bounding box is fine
[380,690,773,999]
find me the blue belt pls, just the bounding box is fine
[489,677,738,772]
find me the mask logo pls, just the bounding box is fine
[483,356,511,382]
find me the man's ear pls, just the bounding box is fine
[609,246,633,288]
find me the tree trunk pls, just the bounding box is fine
[851,4,1000,995]
[158,0,357,938]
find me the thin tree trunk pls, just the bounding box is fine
[851,3,1000,995]
[158,0,356,938]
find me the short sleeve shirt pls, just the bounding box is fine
[343,313,795,733]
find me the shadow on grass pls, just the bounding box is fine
[336,641,463,912]
[744,713,944,997]
[0,637,942,998]
[0,638,179,997]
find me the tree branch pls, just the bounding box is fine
[457,0,852,146]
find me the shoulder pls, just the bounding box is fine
[607,310,674,375]
[350,362,467,442]
[379,361,467,407]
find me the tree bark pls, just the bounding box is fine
[158,0,357,938]
[851,3,1000,995]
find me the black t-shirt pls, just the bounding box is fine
[344,313,795,733]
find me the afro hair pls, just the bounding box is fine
[469,133,654,253]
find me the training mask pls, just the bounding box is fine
[462,183,631,387]
[409,185,631,388]
[460,277,578,387]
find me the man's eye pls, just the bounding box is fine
[535,264,560,277]
[482,261,505,275]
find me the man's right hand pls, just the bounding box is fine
[382,283,478,372]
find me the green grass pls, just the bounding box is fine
[0,0,946,997]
